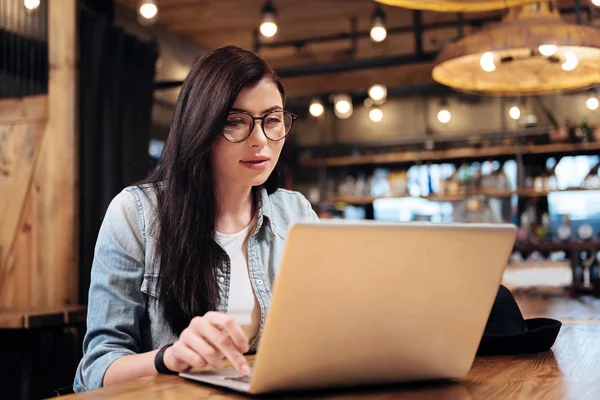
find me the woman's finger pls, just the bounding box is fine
[180,328,225,369]
[193,317,251,376]
[166,342,206,372]
[204,312,250,353]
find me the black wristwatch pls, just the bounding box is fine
[154,343,178,375]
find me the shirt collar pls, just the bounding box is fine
[255,187,276,237]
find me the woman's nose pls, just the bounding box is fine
[248,121,268,147]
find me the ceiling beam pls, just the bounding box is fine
[276,52,437,78]
[280,62,436,98]
[254,6,587,51]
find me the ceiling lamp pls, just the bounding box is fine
[370,6,387,42]
[587,90,599,111]
[369,108,384,123]
[259,0,278,38]
[24,0,40,11]
[586,96,599,111]
[309,99,324,117]
[334,94,353,119]
[368,84,387,103]
[437,109,451,124]
[509,105,521,120]
[374,0,534,12]
[432,2,600,95]
[138,0,159,25]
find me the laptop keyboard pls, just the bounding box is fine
[224,375,252,383]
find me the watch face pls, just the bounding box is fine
[578,224,594,240]
[557,225,572,241]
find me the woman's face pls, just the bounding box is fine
[212,78,286,190]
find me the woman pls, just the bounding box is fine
[74,46,317,392]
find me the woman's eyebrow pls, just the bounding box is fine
[229,106,283,114]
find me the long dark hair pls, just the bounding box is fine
[140,46,285,335]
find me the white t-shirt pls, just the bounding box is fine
[215,221,261,342]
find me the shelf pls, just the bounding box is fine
[300,141,600,168]
[319,188,599,205]
[322,194,465,204]
[323,195,390,205]
[519,187,597,197]
[506,261,571,270]
[514,241,600,252]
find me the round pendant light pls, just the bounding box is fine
[374,0,535,13]
[432,2,600,95]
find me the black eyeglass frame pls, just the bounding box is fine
[222,109,298,143]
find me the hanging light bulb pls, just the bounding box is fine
[309,99,324,117]
[370,6,387,42]
[538,44,558,56]
[369,108,383,123]
[368,84,387,103]
[586,96,599,111]
[138,0,159,25]
[479,51,496,72]
[437,109,451,124]
[259,1,278,38]
[561,51,578,71]
[23,0,40,11]
[592,0,600,6]
[509,105,521,120]
[334,94,353,119]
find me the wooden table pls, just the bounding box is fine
[62,322,600,400]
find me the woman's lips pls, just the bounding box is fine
[240,158,270,170]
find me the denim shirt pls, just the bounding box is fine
[73,184,317,392]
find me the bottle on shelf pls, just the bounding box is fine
[566,117,578,144]
[583,161,600,189]
[427,170,434,197]
[517,212,531,242]
[535,212,551,242]
[370,169,390,197]
[556,215,573,242]
[575,251,587,289]
[388,170,408,197]
[339,175,356,196]
[355,172,368,197]
[578,117,593,143]
[547,163,558,191]
[458,162,471,192]
[576,223,595,242]
[549,120,569,143]
[524,165,534,191]
[591,252,600,296]
[534,171,547,193]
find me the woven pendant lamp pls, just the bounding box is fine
[374,0,535,13]
[432,1,600,95]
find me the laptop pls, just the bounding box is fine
[180,220,517,394]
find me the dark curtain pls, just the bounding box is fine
[79,8,158,304]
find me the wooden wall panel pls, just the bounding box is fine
[40,0,78,307]
[0,0,78,309]
[0,96,48,308]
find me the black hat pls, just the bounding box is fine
[477,285,562,356]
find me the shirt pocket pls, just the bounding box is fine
[141,273,161,299]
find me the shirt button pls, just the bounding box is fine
[218,277,225,283]
[257,279,263,285]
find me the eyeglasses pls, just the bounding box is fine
[222,110,297,143]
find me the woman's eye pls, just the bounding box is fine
[266,118,281,124]
[226,119,243,126]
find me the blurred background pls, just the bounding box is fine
[1,0,600,398]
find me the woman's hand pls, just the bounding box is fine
[163,311,251,376]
